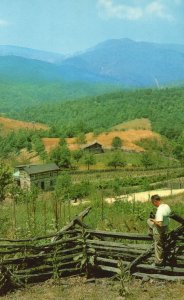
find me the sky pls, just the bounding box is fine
[0,0,183,54]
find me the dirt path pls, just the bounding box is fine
[105,188,184,204]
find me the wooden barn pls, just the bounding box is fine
[13,163,60,191]
[82,141,104,153]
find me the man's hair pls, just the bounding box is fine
[151,194,161,202]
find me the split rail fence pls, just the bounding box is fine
[0,207,183,295]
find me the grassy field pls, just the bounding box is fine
[1,187,184,239]
[111,118,152,131]
[1,276,184,300]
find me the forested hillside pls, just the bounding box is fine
[0,81,119,113]
[8,87,184,138]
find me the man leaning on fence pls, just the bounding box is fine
[147,194,171,267]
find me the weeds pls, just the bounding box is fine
[116,260,132,298]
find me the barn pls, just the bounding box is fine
[81,141,104,153]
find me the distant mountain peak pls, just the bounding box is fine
[92,38,135,50]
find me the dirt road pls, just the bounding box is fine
[105,189,184,204]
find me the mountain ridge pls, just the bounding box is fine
[0,45,65,63]
[0,39,184,87]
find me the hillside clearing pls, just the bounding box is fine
[111,118,152,131]
[43,129,160,153]
[0,116,48,132]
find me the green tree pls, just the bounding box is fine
[112,136,122,150]
[50,145,71,168]
[0,163,12,201]
[76,132,86,145]
[173,144,184,160]
[84,152,96,171]
[59,138,67,147]
[72,149,83,163]
[33,136,47,161]
[140,152,154,169]
[107,151,126,169]
[70,181,90,202]
[55,173,72,199]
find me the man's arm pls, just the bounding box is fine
[150,219,163,227]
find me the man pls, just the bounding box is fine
[147,194,171,267]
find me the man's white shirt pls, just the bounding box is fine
[155,204,171,226]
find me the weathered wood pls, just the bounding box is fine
[87,249,135,260]
[176,255,184,260]
[1,251,84,266]
[133,272,184,281]
[53,206,92,241]
[97,265,120,274]
[125,244,154,272]
[15,267,82,284]
[0,230,80,243]
[86,244,145,255]
[0,244,84,257]
[86,238,151,250]
[95,256,129,267]
[86,229,152,241]
[47,244,84,255]
[14,260,82,275]
[0,235,81,250]
[137,263,184,275]
[170,213,184,225]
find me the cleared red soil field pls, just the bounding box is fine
[0,116,48,132]
[43,129,160,153]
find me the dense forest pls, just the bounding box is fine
[0,80,120,113]
[5,86,184,138]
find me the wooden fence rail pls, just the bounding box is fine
[0,206,183,296]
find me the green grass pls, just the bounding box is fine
[1,187,184,239]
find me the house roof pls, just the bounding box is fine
[81,141,102,149]
[16,163,60,175]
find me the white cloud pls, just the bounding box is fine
[97,0,174,21]
[145,1,173,21]
[0,19,9,27]
[97,0,143,20]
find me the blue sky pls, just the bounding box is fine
[0,0,183,54]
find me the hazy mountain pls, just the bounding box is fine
[0,55,115,84]
[0,39,184,87]
[0,45,65,63]
[60,38,184,87]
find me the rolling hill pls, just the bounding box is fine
[10,87,184,137]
